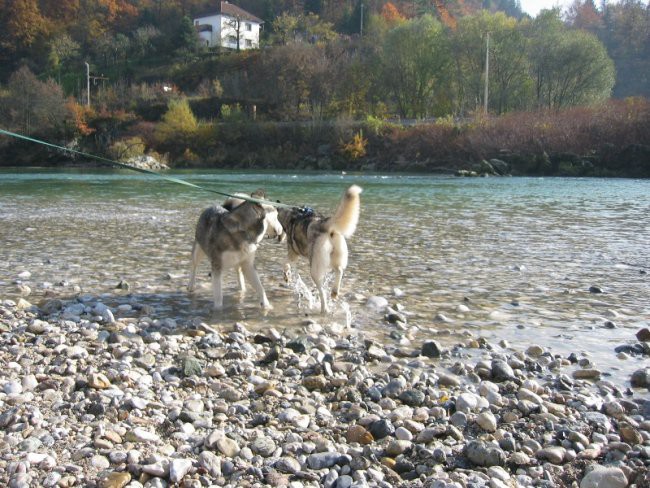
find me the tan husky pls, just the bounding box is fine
[277,185,362,314]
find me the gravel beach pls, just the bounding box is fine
[1,294,649,488]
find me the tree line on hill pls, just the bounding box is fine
[0,0,648,176]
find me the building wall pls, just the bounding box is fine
[195,14,260,49]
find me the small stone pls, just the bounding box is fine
[216,437,240,457]
[589,285,603,294]
[88,373,111,389]
[510,452,530,465]
[275,457,301,474]
[181,356,204,377]
[251,436,276,457]
[399,389,425,406]
[385,439,412,456]
[491,360,515,382]
[476,411,497,432]
[369,419,394,440]
[422,340,444,358]
[573,369,601,380]
[307,452,342,470]
[346,425,373,445]
[631,369,650,387]
[637,328,650,342]
[4,381,22,395]
[536,447,566,464]
[142,460,169,477]
[437,372,461,387]
[456,392,479,413]
[580,466,627,488]
[526,345,544,357]
[465,441,506,467]
[99,472,131,488]
[303,375,328,391]
[125,428,160,443]
[619,423,643,445]
[116,280,130,290]
[366,296,389,311]
[169,458,193,483]
[91,455,110,470]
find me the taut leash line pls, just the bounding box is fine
[0,128,296,209]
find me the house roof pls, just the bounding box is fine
[195,1,263,24]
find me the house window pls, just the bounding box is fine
[245,39,252,47]
[195,20,199,25]
[227,35,237,44]
[245,23,252,31]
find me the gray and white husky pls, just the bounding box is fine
[278,185,362,314]
[187,190,284,310]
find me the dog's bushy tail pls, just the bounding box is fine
[328,185,362,238]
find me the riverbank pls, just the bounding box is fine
[1,293,649,488]
[1,99,649,178]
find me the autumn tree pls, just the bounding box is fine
[527,10,615,109]
[155,98,198,147]
[600,0,650,98]
[0,66,69,136]
[452,11,532,114]
[566,0,603,31]
[381,2,406,26]
[379,15,453,118]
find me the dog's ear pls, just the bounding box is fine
[251,188,266,200]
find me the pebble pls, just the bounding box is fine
[476,411,498,432]
[169,458,193,483]
[580,465,628,488]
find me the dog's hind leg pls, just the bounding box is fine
[211,265,224,309]
[236,267,247,293]
[311,236,333,314]
[329,233,348,299]
[188,241,205,292]
[241,258,272,309]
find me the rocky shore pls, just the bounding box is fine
[1,296,649,488]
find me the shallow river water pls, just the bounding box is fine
[0,169,648,389]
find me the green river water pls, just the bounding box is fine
[0,169,648,389]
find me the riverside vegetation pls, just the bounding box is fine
[0,1,649,176]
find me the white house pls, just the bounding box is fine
[194,1,263,50]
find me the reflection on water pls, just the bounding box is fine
[1,169,649,388]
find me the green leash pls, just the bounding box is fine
[0,127,296,209]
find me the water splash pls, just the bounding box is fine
[293,274,317,310]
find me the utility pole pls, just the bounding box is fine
[360,3,364,36]
[484,32,490,115]
[85,62,90,107]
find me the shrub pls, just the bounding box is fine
[108,137,146,161]
[340,130,367,160]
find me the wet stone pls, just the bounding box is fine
[422,340,444,358]
[369,419,395,440]
[465,441,506,467]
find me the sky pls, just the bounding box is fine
[519,0,572,17]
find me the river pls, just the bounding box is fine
[1,169,648,390]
